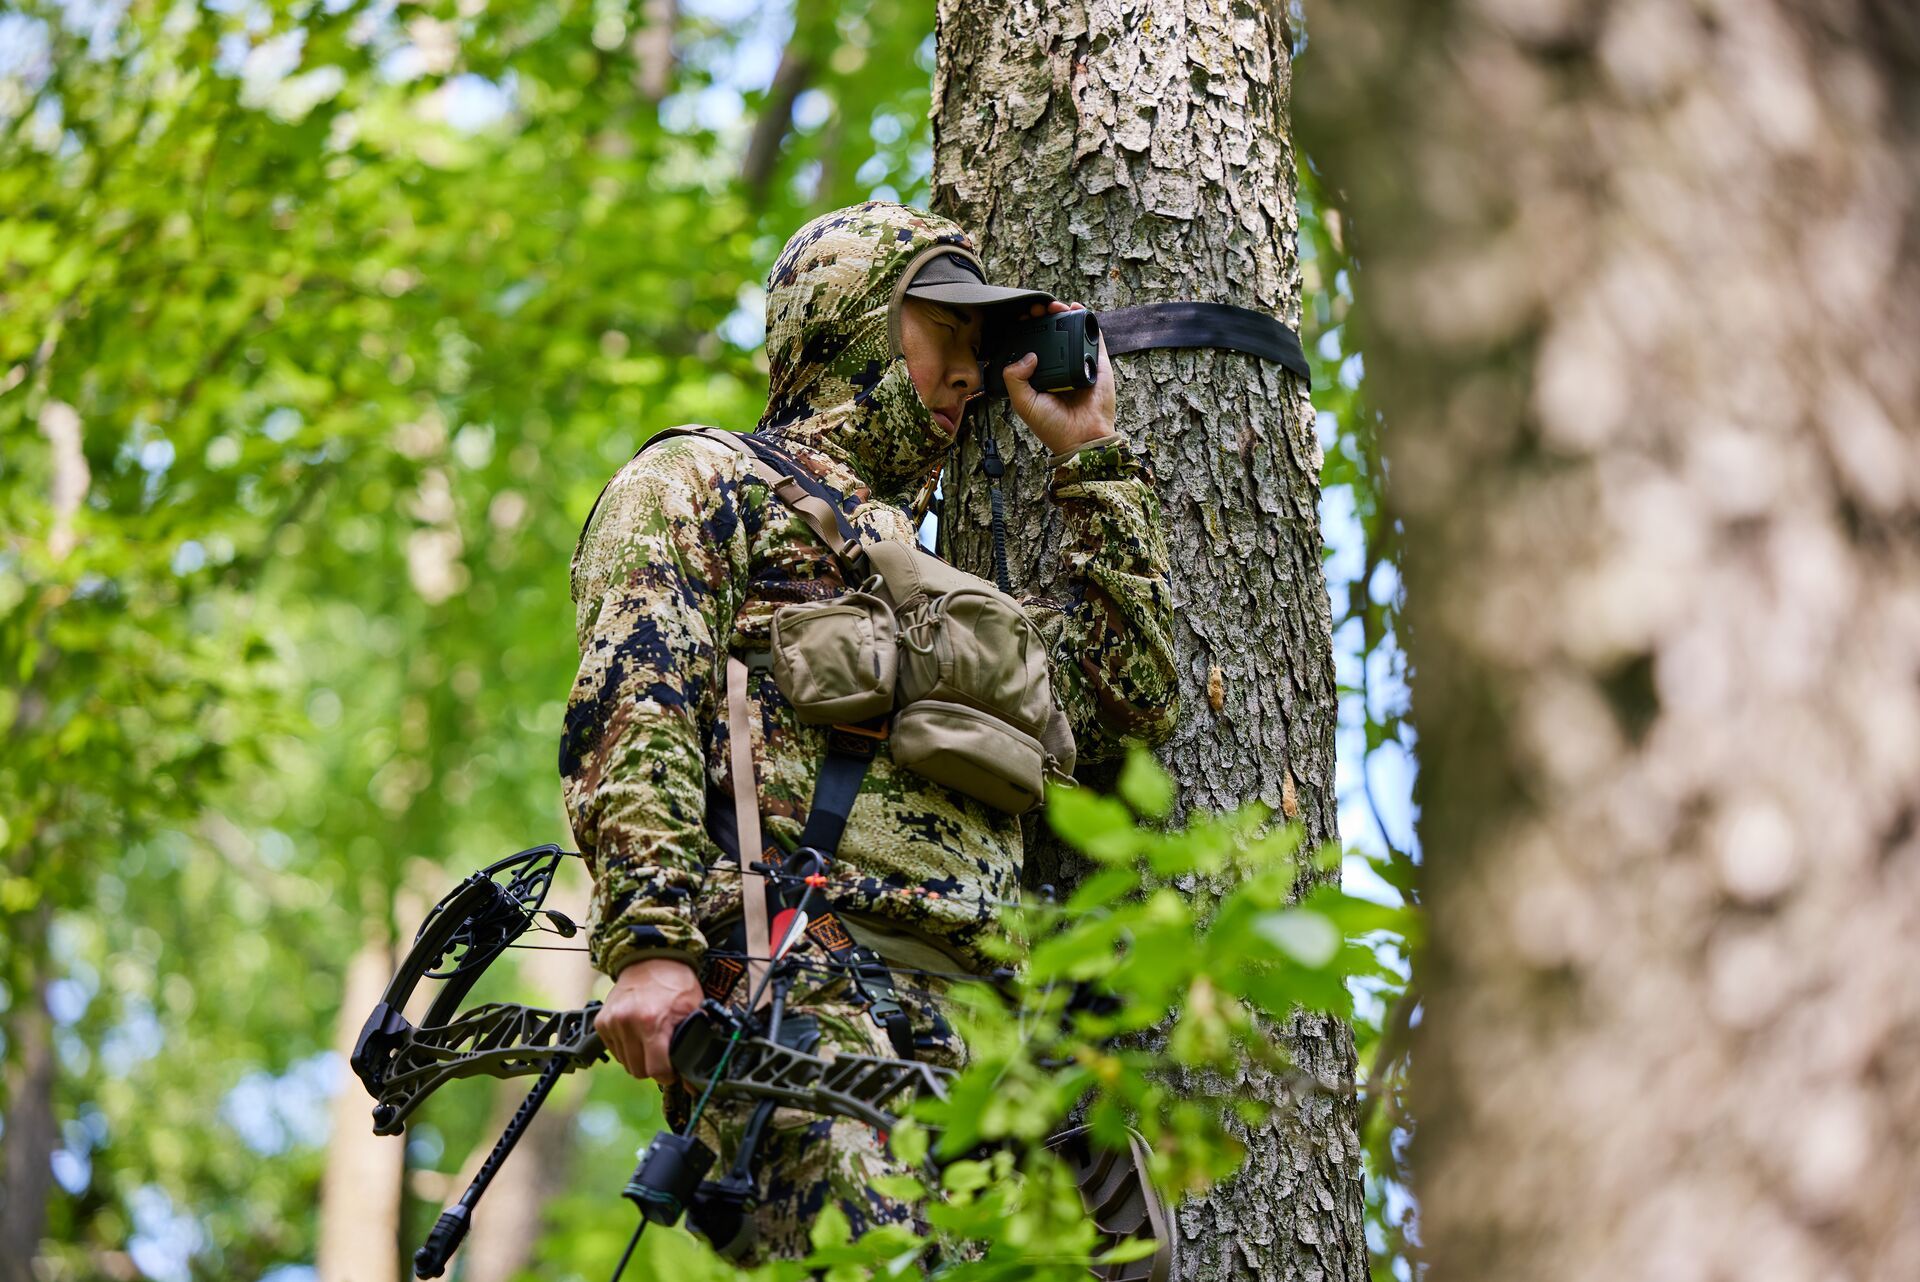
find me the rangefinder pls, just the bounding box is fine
[983,308,1100,397]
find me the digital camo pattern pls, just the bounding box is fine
[560,199,1179,982]
[669,968,967,1265]
[757,201,972,502]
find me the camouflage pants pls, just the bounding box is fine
[667,964,967,1265]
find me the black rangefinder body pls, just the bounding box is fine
[983,307,1100,397]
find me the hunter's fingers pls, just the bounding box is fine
[641,1025,677,1084]
[1001,352,1039,413]
[594,1005,635,1077]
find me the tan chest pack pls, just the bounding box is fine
[677,427,1076,815]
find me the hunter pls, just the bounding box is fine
[560,200,1177,1260]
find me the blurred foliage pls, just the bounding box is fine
[0,1,1416,1279]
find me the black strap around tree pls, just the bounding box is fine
[1096,300,1312,385]
[961,298,1310,589]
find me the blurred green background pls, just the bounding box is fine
[0,1,1408,1278]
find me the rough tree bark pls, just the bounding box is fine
[1306,2,1920,1279]
[931,3,1365,1280]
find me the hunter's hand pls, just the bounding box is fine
[597,958,704,1084]
[1000,299,1117,457]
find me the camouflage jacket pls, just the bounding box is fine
[560,202,1179,981]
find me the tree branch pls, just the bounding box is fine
[740,39,818,202]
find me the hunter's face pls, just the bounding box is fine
[901,297,984,439]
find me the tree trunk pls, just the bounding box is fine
[631,0,677,105]
[0,906,57,1282]
[1306,3,1920,1279]
[931,4,1365,1280]
[741,41,818,202]
[318,937,406,1282]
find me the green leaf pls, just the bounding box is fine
[868,1174,926,1201]
[1255,909,1342,967]
[1066,866,1139,912]
[1046,783,1143,862]
[883,1244,929,1277]
[1028,914,1127,982]
[888,1118,930,1167]
[942,1159,992,1194]
[1303,884,1424,946]
[1095,1238,1161,1264]
[810,1202,853,1251]
[1116,745,1174,819]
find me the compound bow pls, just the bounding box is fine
[351,845,1167,1282]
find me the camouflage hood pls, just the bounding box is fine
[756,201,978,503]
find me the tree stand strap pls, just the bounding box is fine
[966,300,1308,592]
[1097,300,1312,386]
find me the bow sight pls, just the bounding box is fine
[351,845,1169,1282]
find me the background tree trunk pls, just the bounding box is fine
[1306,3,1920,1279]
[0,906,57,1282]
[318,937,406,1282]
[931,3,1365,1280]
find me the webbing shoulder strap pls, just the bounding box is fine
[573,425,862,568]
[689,429,869,572]
[725,655,772,1008]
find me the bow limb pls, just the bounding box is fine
[360,1000,606,1134]
[352,845,609,1133]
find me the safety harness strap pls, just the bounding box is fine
[798,912,917,1060]
[797,721,886,854]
